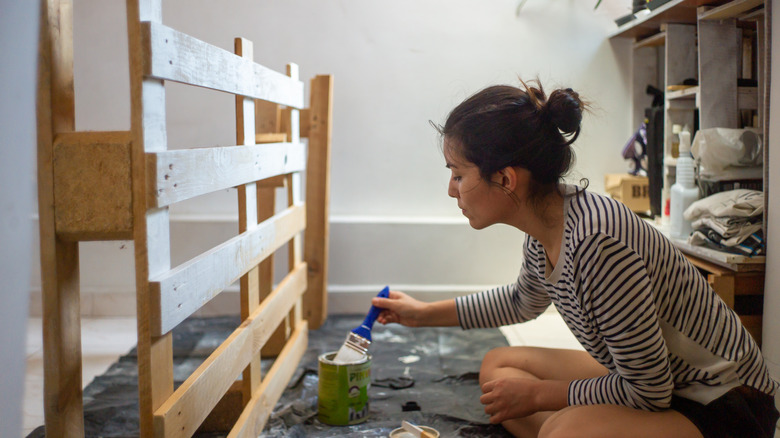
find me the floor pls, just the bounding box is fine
[23,317,139,437]
[22,309,780,437]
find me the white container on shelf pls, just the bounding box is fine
[669,128,699,239]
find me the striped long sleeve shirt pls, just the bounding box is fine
[455,186,778,410]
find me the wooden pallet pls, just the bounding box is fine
[36,1,332,436]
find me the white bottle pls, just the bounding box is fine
[669,128,699,239]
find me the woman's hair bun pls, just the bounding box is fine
[545,88,583,135]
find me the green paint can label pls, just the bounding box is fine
[317,351,371,425]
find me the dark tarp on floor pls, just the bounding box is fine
[28,315,512,437]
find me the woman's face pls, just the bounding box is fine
[444,138,508,230]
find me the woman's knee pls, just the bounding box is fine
[479,346,536,384]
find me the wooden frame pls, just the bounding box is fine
[685,253,765,345]
[36,0,333,436]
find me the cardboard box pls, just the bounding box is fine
[604,174,650,213]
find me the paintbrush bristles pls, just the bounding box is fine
[333,332,370,363]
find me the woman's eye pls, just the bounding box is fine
[452,176,462,182]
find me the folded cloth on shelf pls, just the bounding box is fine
[690,216,763,240]
[684,189,765,256]
[683,189,763,221]
[689,227,765,256]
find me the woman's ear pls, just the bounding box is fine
[497,166,532,198]
[496,167,518,191]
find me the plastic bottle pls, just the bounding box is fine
[669,127,699,239]
[670,124,682,158]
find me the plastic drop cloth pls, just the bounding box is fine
[27,315,512,438]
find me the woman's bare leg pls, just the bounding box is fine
[479,346,703,438]
[539,404,702,438]
[479,346,608,437]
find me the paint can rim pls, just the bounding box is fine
[319,350,371,366]
[389,426,440,438]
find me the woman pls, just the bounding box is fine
[372,80,779,438]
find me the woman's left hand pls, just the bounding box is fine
[479,377,540,423]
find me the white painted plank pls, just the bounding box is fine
[142,22,304,108]
[148,142,306,208]
[149,204,306,335]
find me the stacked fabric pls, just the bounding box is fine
[683,189,765,256]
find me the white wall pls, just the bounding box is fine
[1,0,39,435]
[29,0,634,315]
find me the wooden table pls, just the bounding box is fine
[671,238,766,345]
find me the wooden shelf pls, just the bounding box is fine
[634,31,666,49]
[699,0,764,20]
[610,0,726,39]
[664,86,756,109]
[673,237,765,271]
[648,220,766,271]
[667,85,699,100]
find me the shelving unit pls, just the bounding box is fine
[612,0,768,217]
[611,0,769,343]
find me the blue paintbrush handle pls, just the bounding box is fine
[352,286,390,342]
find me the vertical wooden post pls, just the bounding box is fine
[257,176,281,358]
[37,0,84,436]
[126,1,174,437]
[303,75,333,329]
[235,37,263,406]
[286,63,305,329]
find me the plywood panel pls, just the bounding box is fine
[698,19,739,128]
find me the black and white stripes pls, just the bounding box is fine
[455,187,778,410]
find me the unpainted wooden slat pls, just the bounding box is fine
[257,185,286,357]
[255,132,287,144]
[286,63,306,340]
[255,100,281,134]
[228,321,309,438]
[147,142,306,208]
[142,22,304,108]
[152,264,307,437]
[256,175,287,188]
[302,75,333,329]
[235,36,264,409]
[37,1,84,435]
[150,204,306,335]
[280,107,311,138]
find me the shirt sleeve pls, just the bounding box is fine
[455,236,551,329]
[567,232,674,411]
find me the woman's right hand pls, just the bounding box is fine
[371,290,430,327]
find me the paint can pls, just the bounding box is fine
[317,351,371,425]
[389,425,440,438]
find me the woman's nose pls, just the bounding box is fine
[448,179,458,198]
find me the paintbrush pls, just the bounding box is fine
[401,420,436,438]
[333,286,390,363]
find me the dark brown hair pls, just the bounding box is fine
[434,79,588,207]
